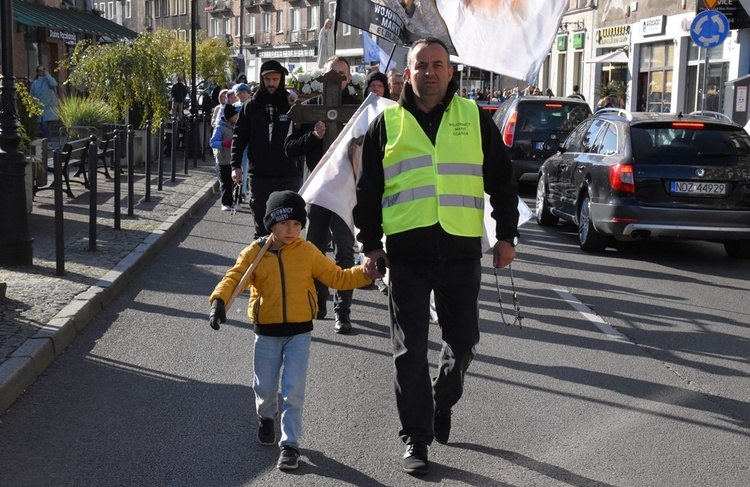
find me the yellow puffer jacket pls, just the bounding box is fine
[210,237,370,325]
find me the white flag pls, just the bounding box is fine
[361,32,397,72]
[300,93,397,236]
[436,0,567,84]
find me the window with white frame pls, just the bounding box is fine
[342,23,351,36]
[125,0,131,18]
[211,18,220,37]
[262,13,271,34]
[328,1,335,19]
[307,6,318,30]
[107,2,114,19]
[276,11,283,33]
[171,0,177,17]
[290,8,300,32]
[155,0,161,17]
[225,18,231,37]
[161,0,169,17]
[247,14,255,35]
[179,0,187,15]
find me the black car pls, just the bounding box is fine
[536,108,750,258]
[492,95,592,182]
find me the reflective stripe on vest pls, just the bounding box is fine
[381,97,484,236]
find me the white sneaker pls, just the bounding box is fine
[221,205,231,211]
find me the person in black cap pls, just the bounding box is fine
[208,190,371,471]
[365,70,391,99]
[231,60,302,239]
[284,56,361,334]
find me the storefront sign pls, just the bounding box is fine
[698,0,750,30]
[557,35,568,51]
[573,32,585,49]
[48,30,77,45]
[736,86,747,112]
[595,25,630,46]
[642,16,666,36]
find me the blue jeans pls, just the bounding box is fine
[253,332,311,448]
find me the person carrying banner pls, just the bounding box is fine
[231,60,301,239]
[353,38,519,475]
[285,56,361,334]
[209,190,370,471]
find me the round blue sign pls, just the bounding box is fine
[690,10,730,49]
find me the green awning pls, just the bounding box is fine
[13,0,137,41]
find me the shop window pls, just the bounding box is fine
[638,42,674,112]
[684,46,729,114]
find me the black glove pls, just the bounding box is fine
[209,298,226,330]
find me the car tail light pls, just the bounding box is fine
[503,111,517,146]
[545,103,563,108]
[609,164,635,193]
[672,122,704,129]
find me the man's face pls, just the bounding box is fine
[389,75,404,97]
[325,60,351,91]
[236,89,250,102]
[405,43,453,101]
[263,73,282,94]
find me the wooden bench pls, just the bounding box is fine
[36,137,94,198]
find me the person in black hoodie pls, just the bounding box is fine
[284,56,361,334]
[354,38,519,475]
[231,60,301,239]
[365,70,391,99]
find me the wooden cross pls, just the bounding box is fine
[288,70,360,150]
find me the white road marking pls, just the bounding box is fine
[554,289,630,342]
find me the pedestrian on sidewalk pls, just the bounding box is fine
[354,38,519,475]
[284,56,361,334]
[208,191,371,471]
[210,103,239,211]
[29,64,59,141]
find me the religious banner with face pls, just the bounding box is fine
[337,0,567,84]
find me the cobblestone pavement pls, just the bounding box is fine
[0,155,218,408]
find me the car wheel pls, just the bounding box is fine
[578,193,608,252]
[535,177,559,226]
[724,240,750,259]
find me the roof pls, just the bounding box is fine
[13,0,137,41]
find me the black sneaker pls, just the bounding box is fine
[434,408,452,444]
[402,442,428,475]
[277,446,300,471]
[258,418,275,445]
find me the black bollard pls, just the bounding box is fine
[113,130,121,230]
[127,124,135,216]
[144,119,152,202]
[183,116,190,175]
[87,135,98,251]
[53,149,65,276]
[171,117,178,182]
[158,119,164,190]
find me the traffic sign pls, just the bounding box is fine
[703,0,719,9]
[690,10,730,48]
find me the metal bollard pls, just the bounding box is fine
[200,113,207,162]
[53,149,65,276]
[171,116,178,182]
[183,116,190,175]
[113,130,121,230]
[158,119,165,190]
[144,119,152,202]
[87,135,98,251]
[127,124,135,216]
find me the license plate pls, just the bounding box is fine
[669,181,727,195]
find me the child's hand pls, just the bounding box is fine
[209,298,226,330]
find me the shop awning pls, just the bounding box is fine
[13,0,137,41]
[586,49,629,64]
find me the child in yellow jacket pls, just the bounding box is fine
[208,190,370,471]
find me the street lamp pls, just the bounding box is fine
[0,1,33,265]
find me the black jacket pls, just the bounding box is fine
[353,78,519,262]
[284,90,361,174]
[231,86,298,178]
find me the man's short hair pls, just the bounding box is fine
[408,38,450,66]
[573,84,580,91]
[324,56,351,71]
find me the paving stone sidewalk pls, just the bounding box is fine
[0,157,219,412]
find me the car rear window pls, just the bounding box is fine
[632,124,750,165]
[516,102,591,134]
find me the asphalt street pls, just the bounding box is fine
[0,190,748,486]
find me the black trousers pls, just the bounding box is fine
[249,175,302,238]
[389,257,481,445]
[217,164,234,207]
[305,204,355,316]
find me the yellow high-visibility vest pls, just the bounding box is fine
[381,97,484,236]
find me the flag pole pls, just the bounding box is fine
[386,43,397,71]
